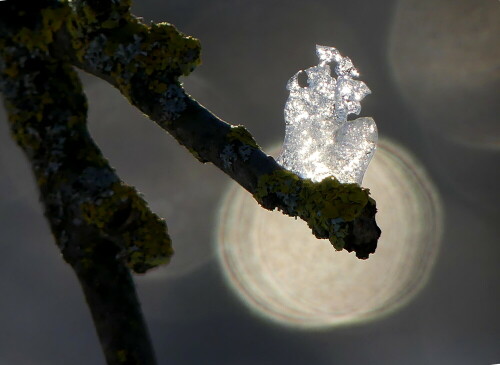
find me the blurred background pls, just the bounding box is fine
[0,0,499,364]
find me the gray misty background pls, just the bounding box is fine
[1,0,499,364]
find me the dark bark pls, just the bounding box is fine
[70,241,157,365]
[0,1,381,364]
[0,4,164,361]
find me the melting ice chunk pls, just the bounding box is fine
[277,45,377,185]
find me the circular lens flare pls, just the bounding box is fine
[216,138,443,329]
[388,0,500,149]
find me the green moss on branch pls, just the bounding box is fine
[254,170,379,258]
[65,0,201,106]
[1,0,380,264]
[80,181,173,273]
[0,1,173,273]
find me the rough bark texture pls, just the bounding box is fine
[72,240,157,365]
[0,0,381,364]
[0,2,163,363]
[62,0,380,255]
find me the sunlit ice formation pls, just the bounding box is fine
[217,139,443,328]
[277,45,377,184]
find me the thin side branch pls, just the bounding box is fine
[0,1,381,364]
[74,238,157,365]
[59,0,381,257]
[0,2,164,363]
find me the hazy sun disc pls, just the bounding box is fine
[216,138,443,329]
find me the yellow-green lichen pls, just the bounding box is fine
[4,92,54,150]
[79,257,94,270]
[227,125,259,149]
[298,177,369,223]
[1,1,196,273]
[65,7,200,101]
[135,22,201,77]
[64,11,86,61]
[1,57,82,147]
[254,169,371,250]
[111,64,133,97]
[13,5,71,52]
[73,0,132,28]
[186,145,204,162]
[80,182,173,273]
[116,349,128,363]
[149,79,168,93]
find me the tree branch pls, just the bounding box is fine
[1,0,381,361]
[2,0,380,258]
[59,0,381,257]
[0,2,165,363]
[74,238,157,365]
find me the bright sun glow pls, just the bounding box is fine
[217,139,443,329]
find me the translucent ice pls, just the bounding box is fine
[277,45,377,185]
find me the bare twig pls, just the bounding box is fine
[1,2,166,363]
[0,1,380,364]
[60,0,381,257]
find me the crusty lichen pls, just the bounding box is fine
[65,0,201,107]
[254,169,373,252]
[80,181,173,273]
[219,125,260,169]
[2,0,200,120]
[1,0,377,269]
[227,125,259,149]
[137,22,201,77]
[12,5,70,52]
[0,1,174,274]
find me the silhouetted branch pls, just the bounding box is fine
[0,0,380,364]
[61,0,381,256]
[0,2,166,363]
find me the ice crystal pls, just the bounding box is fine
[277,45,377,184]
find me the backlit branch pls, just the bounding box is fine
[62,0,381,257]
[0,1,380,364]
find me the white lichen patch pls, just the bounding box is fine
[220,144,237,170]
[84,34,113,72]
[159,83,187,120]
[115,34,145,64]
[277,45,377,185]
[238,144,253,161]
